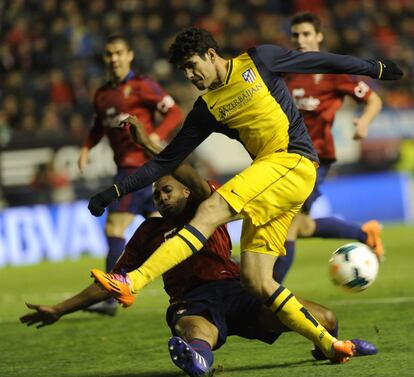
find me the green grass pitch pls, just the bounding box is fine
[1,223,413,377]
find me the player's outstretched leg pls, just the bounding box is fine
[168,336,212,376]
[90,269,135,307]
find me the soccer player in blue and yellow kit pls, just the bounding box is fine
[87,28,402,363]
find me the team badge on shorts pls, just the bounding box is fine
[242,68,256,83]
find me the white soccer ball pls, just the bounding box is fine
[328,242,379,292]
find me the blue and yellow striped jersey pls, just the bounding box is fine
[120,45,380,194]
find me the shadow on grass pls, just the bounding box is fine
[210,358,321,374]
[78,373,182,377]
[74,359,323,377]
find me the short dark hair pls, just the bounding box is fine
[168,27,219,66]
[290,12,322,33]
[105,34,131,50]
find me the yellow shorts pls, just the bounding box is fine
[217,152,316,256]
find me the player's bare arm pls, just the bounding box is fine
[20,283,110,328]
[78,146,90,173]
[353,91,383,140]
[121,115,163,156]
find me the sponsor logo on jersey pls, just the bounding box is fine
[291,88,320,111]
[216,83,263,120]
[242,68,256,83]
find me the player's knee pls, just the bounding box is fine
[297,214,316,238]
[174,316,216,344]
[105,216,129,237]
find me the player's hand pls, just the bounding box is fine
[122,115,151,147]
[352,118,369,140]
[378,60,403,80]
[78,147,90,173]
[19,303,61,329]
[88,185,120,217]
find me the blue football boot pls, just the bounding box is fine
[168,336,211,377]
[351,339,378,356]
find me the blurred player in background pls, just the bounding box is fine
[274,12,385,283]
[21,120,376,375]
[87,27,402,363]
[78,35,182,315]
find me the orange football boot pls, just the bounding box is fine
[362,220,385,261]
[90,268,135,307]
[329,340,355,364]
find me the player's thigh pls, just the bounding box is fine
[294,213,316,238]
[190,192,240,237]
[174,315,219,347]
[105,212,136,236]
[217,152,316,227]
[241,204,301,261]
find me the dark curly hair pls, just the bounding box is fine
[168,27,219,66]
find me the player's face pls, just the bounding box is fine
[153,176,191,218]
[290,22,323,52]
[104,40,134,82]
[180,52,218,90]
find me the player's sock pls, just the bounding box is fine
[266,286,335,356]
[273,241,295,284]
[189,338,214,369]
[106,236,126,272]
[128,225,207,293]
[312,322,339,360]
[313,217,366,242]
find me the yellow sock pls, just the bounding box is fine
[267,286,335,355]
[128,225,206,292]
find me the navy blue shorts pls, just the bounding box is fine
[302,162,332,213]
[166,280,283,350]
[108,167,156,216]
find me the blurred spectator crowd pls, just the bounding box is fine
[1,0,413,148]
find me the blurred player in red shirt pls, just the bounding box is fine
[275,12,384,283]
[78,35,182,314]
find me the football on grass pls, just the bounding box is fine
[329,242,379,292]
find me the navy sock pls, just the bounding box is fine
[189,338,214,368]
[106,236,125,272]
[314,218,367,242]
[273,241,295,284]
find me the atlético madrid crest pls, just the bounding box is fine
[242,68,256,83]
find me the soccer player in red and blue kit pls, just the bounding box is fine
[78,35,182,314]
[274,12,385,283]
[21,133,376,375]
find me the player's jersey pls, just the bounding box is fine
[114,185,240,302]
[284,73,372,161]
[118,45,381,195]
[83,71,182,167]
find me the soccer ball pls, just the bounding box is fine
[328,242,379,292]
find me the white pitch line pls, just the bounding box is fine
[327,296,414,305]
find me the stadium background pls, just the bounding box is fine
[0,0,413,267]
